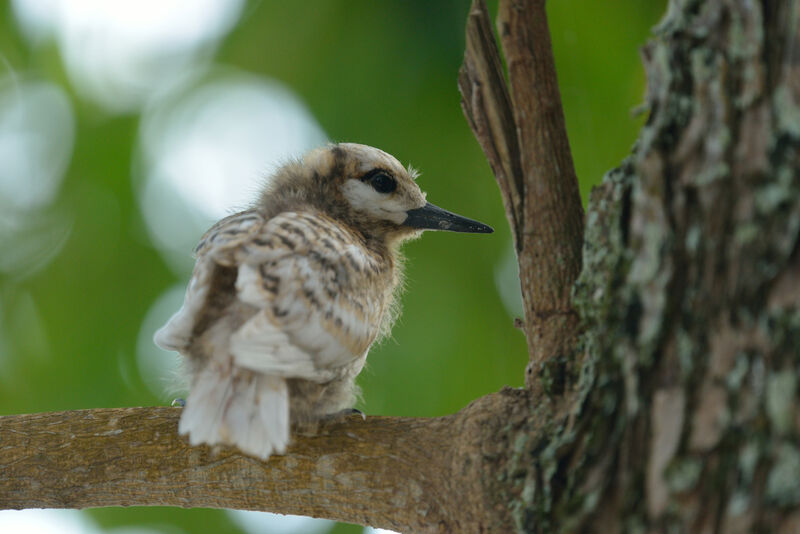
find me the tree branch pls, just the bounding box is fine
[0,392,528,533]
[459,0,525,244]
[459,0,584,388]
[0,407,439,531]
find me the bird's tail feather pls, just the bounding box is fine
[178,362,289,460]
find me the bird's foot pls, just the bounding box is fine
[293,408,366,435]
[322,408,366,422]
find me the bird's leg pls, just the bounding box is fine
[292,408,366,436]
[322,408,366,421]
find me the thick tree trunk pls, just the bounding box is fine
[545,0,800,531]
[1,1,799,532]
[462,0,800,531]
[571,1,800,530]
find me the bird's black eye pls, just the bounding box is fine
[365,170,397,194]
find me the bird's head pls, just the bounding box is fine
[261,143,493,244]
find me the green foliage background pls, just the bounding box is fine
[0,1,664,532]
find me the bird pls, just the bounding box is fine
[154,143,493,460]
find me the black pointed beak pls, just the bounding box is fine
[403,202,494,233]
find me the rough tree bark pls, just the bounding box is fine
[459,0,584,390]
[2,0,800,532]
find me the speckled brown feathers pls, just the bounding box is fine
[154,143,491,459]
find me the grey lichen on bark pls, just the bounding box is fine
[562,1,800,531]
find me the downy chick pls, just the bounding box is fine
[155,143,492,459]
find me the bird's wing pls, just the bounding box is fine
[155,210,386,382]
[230,211,387,379]
[154,210,264,353]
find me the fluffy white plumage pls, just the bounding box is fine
[155,210,385,459]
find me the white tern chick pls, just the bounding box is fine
[154,143,492,459]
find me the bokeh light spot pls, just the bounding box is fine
[0,509,168,534]
[494,241,524,320]
[137,284,187,400]
[0,77,74,210]
[137,71,327,274]
[12,0,245,112]
[228,510,334,534]
[0,76,74,277]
